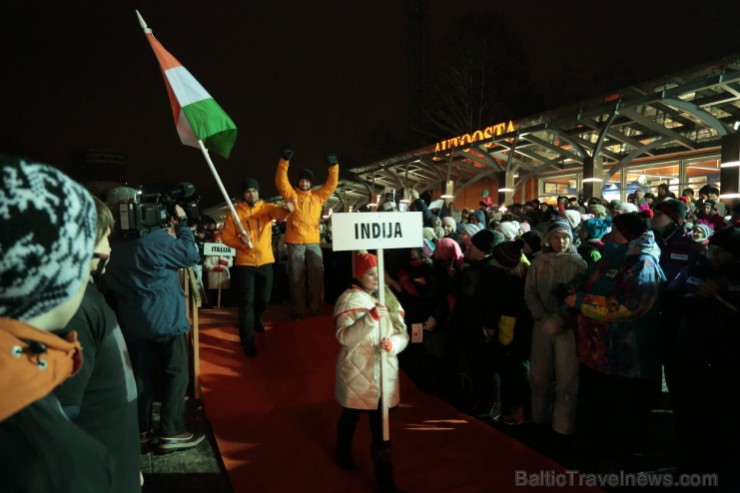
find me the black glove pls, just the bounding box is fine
[281,144,294,161]
[326,152,338,166]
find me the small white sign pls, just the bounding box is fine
[411,323,424,343]
[204,242,237,257]
[331,212,423,252]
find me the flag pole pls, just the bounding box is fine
[197,140,252,246]
[376,248,390,442]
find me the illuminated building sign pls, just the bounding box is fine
[434,121,516,152]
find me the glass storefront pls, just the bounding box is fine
[536,158,721,204]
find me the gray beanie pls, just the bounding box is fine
[542,217,573,246]
[0,157,96,321]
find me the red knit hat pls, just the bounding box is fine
[354,253,378,280]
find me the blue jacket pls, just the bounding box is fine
[105,226,200,342]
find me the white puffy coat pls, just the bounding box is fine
[203,254,233,290]
[333,286,409,410]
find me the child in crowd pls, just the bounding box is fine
[524,218,587,438]
[333,253,409,493]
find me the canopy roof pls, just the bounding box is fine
[349,53,740,199]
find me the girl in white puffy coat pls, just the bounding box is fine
[333,253,408,493]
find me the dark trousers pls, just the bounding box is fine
[232,264,273,351]
[128,334,189,436]
[337,406,384,450]
[578,364,660,456]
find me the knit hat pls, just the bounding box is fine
[422,227,438,241]
[496,221,520,241]
[298,168,314,182]
[521,231,542,253]
[588,204,608,218]
[492,239,525,268]
[563,209,582,229]
[519,221,531,234]
[240,178,259,193]
[655,198,688,226]
[463,223,482,236]
[417,238,436,259]
[471,209,486,225]
[0,158,96,321]
[471,229,496,254]
[709,225,740,257]
[582,217,612,240]
[354,253,378,280]
[542,217,572,245]
[612,212,650,241]
[692,223,713,243]
[434,237,464,269]
[241,178,260,193]
[442,216,456,230]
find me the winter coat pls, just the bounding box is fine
[668,257,740,370]
[524,249,587,335]
[0,318,115,493]
[653,225,705,285]
[333,286,409,410]
[222,200,288,267]
[275,158,338,244]
[203,252,233,290]
[574,232,666,379]
[105,226,200,342]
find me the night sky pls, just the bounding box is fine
[4,1,740,206]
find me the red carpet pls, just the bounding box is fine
[198,305,603,493]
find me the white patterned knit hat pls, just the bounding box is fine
[0,157,96,321]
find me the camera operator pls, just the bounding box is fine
[104,189,204,451]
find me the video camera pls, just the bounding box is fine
[111,183,201,239]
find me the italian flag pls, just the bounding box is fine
[144,32,237,159]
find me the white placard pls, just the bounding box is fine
[203,242,237,257]
[331,212,423,251]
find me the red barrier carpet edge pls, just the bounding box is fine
[198,306,603,493]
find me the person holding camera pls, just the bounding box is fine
[222,178,289,357]
[275,144,339,320]
[105,190,203,451]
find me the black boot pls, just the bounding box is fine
[335,416,355,470]
[371,441,403,493]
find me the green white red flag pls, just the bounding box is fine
[139,16,237,159]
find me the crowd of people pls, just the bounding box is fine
[368,185,739,488]
[2,148,739,493]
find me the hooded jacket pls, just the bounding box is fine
[222,200,288,267]
[0,318,114,492]
[333,286,409,410]
[275,158,339,244]
[574,232,666,379]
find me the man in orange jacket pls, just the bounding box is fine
[222,178,289,357]
[275,145,339,320]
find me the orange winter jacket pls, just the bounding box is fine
[222,200,288,267]
[0,317,83,421]
[275,158,338,244]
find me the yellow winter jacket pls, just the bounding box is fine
[275,158,339,244]
[222,200,288,267]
